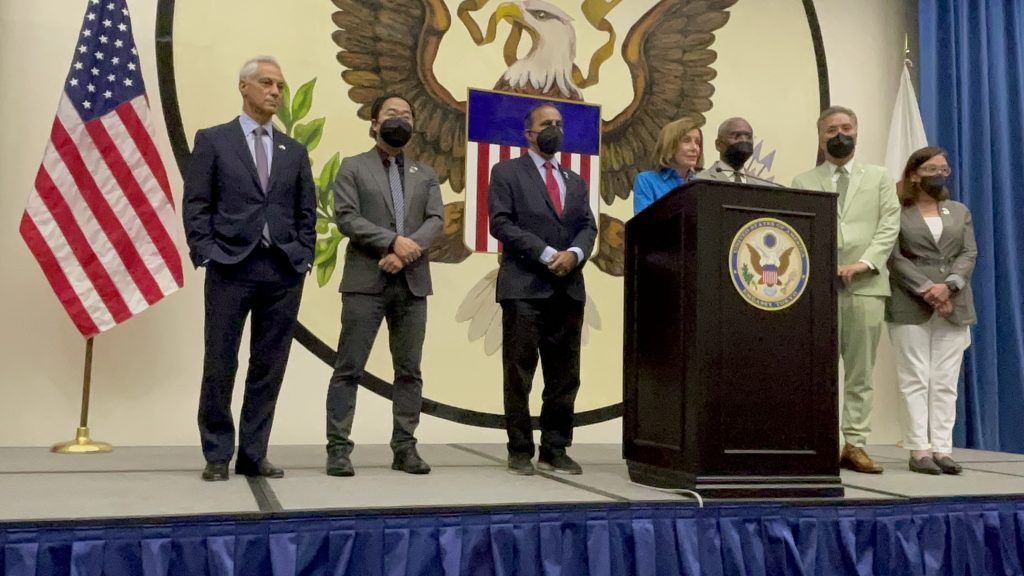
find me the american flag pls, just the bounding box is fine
[20,0,183,338]
[464,90,601,253]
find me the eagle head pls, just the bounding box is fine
[493,0,582,100]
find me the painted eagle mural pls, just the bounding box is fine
[331,0,738,275]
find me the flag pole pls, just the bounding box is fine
[51,337,112,453]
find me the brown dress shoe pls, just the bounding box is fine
[840,444,884,474]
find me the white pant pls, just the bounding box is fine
[888,315,971,452]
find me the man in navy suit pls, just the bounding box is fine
[488,104,598,476]
[182,56,316,481]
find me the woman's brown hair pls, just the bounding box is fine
[898,146,951,206]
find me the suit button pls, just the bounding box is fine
[940,266,946,274]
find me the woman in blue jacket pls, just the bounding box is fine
[633,116,704,215]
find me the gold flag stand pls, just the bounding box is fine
[51,337,112,453]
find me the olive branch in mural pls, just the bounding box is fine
[272,78,345,288]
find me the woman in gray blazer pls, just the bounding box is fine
[887,147,977,476]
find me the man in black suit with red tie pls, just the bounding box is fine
[182,56,316,481]
[488,103,598,476]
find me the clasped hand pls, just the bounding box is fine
[379,236,422,274]
[392,236,421,264]
[548,251,578,277]
[921,283,954,317]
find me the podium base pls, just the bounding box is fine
[51,427,113,454]
[627,461,844,499]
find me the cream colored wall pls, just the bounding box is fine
[0,0,913,448]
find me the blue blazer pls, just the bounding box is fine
[632,168,692,215]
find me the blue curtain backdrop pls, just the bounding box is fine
[4,501,1024,576]
[919,0,1024,453]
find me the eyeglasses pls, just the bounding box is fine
[918,166,951,176]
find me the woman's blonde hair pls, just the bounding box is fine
[652,115,705,170]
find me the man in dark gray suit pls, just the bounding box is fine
[183,56,316,482]
[488,103,598,476]
[325,94,444,476]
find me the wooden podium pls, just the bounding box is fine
[623,180,843,498]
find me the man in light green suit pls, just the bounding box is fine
[792,106,900,474]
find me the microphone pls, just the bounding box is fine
[714,165,783,187]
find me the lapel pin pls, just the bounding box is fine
[941,207,950,215]
[410,165,419,174]
[278,144,286,150]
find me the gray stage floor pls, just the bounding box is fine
[2,444,1023,523]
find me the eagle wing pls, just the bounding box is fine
[600,0,738,204]
[332,0,467,192]
[746,244,763,275]
[778,246,796,276]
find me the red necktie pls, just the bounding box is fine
[544,161,563,215]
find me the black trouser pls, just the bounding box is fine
[198,246,303,465]
[501,294,584,457]
[326,275,428,456]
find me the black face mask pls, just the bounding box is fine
[826,133,856,159]
[378,118,413,148]
[722,141,754,169]
[536,126,563,155]
[919,175,947,199]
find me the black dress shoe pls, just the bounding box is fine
[392,448,431,475]
[909,456,942,475]
[202,462,229,481]
[538,449,583,475]
[326,453,355,477]
[235,459,284,478]
[934,456,963,475]
[507,452,535,475]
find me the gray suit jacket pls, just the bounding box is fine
[886,200,977,326]
[695,160,782,187]
[333,148,444,297]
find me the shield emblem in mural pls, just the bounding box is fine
[155,0,828,428]
[463,89,601,255]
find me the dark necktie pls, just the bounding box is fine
[388,157,406,235]
[253,126,272,246]
[544,161,563,215]
[253,126,269,191]
[733,171,743,183]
